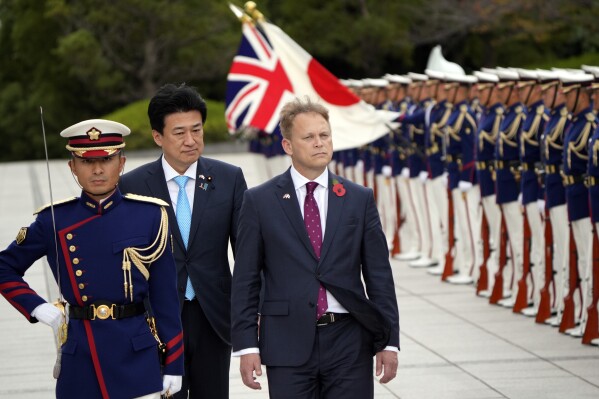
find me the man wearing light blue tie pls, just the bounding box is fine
[120,83,247,399]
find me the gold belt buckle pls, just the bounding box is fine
[92,304,116,320]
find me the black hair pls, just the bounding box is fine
[148,83,207,133]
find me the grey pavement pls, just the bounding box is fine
[0,152,598,398]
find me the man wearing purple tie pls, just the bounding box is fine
[231,97,400,399]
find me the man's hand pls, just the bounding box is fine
[31,303,63,335]
[161,375,182,396]
[240,353,262,390]
[375,350,398,383]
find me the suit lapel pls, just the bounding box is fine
[276,170,317,260]
[143,158,184,248]
[320,173,345,264]
[188,158,212,246]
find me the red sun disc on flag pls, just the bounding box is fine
[307,59,360,106]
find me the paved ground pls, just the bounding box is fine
[0,151,598,398]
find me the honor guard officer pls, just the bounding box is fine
[583,65,599,345]
[444,73,480,285]
[395,72,437,266]
[537,69,571,327]
[369,78,398,248]
[560,71,596,338]
[387,75,424,261]
[516,69,550,317]
[0,119,184,398]
[385,74,414,257]
[473,70,504,297]
[493,68,527,309]
[421,68,452,276]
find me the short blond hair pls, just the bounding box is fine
[279,97,330,140]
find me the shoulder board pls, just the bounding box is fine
[34,197,78,215]
[123,193,169,207]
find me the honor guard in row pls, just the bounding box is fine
[337,60,599,346]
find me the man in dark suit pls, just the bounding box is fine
[119,83,247,399]
[231,97,400,399]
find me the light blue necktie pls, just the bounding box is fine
[174,175,195,300]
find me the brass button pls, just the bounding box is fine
[75,270,83,277]
[73,258,80,265]
[69,245,76,252]
[66,233,73,240]
[81,295,88,302]
[78,283,85,290]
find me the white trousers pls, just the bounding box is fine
[452,188,474,277]
[466,186,483,283]
[571,217,593,331]
[426,176,447,267]
[376,174,398,248]
[396,176,419,253]
[354,160,365,187]
[525,202,545,310]
[501,201,524,296]
[481,195,502,291]
[550,204,569,322]
[366,170,375,191]
[411,177,432,258]
[344,165,356,183]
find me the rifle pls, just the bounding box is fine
[582,225,599,343]
[559,227,580,333]
[391,177,402,257]
[442,188,455,281]
[490,212,508,304]
[536,209,554,323]
[514,208,533,313]
[476,208,490,295]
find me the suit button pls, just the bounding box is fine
[309,302,315,308]
[69,245,76,252]
[81,295,88,302]
[179,286,185,293]
[73,258,80,265]
[78,283,85,290]
[66,233,73,240]
[75,270,83,277]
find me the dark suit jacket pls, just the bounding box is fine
[119,156,247,345]
[231,169,400,367]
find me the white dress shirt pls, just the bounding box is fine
[162,156,197,213]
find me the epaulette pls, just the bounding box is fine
[123,193,169,207]
[34,197,78,215]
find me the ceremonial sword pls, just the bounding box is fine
[40,106,68,379]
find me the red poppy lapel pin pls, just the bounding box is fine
[331,178,346,197]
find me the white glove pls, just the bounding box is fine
[418,170,429,183]
[441,172,448,188]
[162,375,182,396]
[31,303,63,335]
[458,181,473,192]
[537,199,546,214]
[382,165,392,177]
[401,167,410,179]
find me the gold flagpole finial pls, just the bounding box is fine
[229,3,253,24]
[244,1,265,22]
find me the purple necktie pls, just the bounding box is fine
[304,182,328,319]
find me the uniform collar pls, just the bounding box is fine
[79,188,123,215]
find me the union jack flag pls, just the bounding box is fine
[225,23,295,135]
